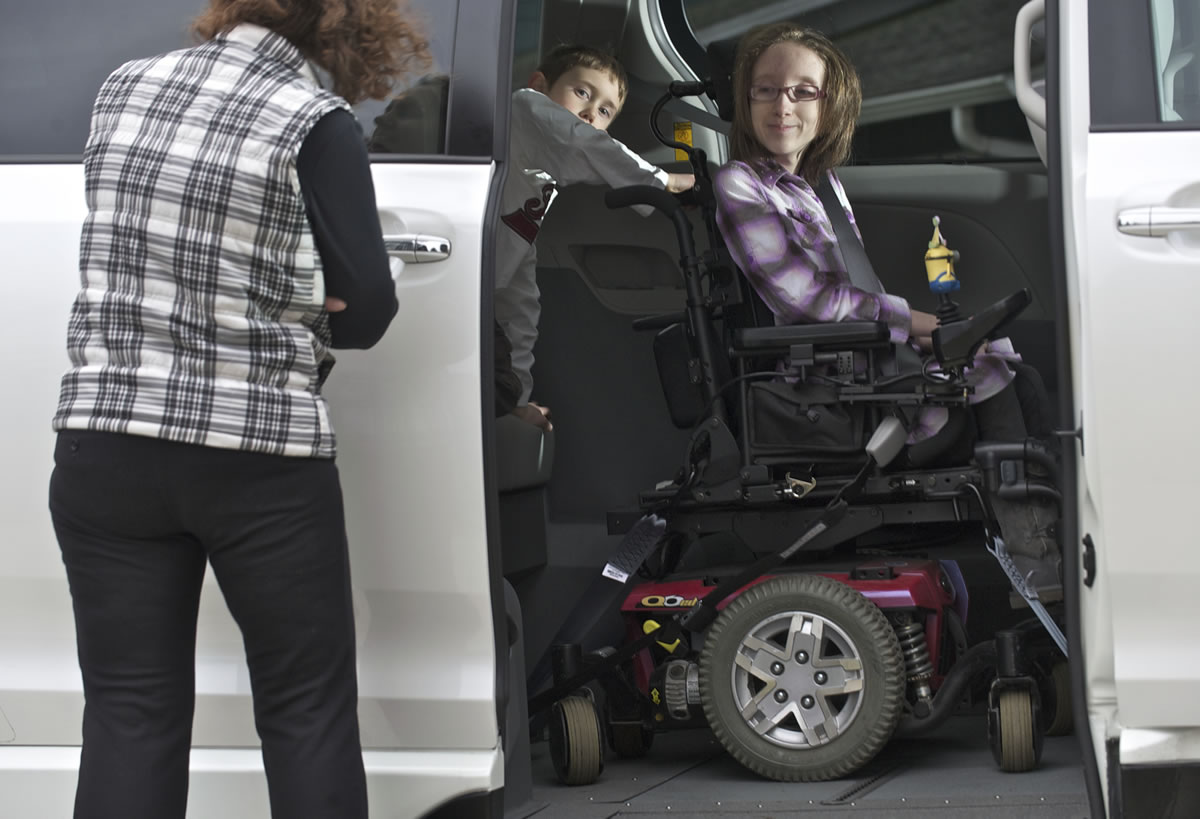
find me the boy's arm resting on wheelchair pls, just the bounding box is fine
[514,88,678,204]
[712,161,914,344]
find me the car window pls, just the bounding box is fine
[513,0,543,90]
[0,0,456,158]
[1151,0,1199,124]
[359,2,457,155]
[679,0,1041,163]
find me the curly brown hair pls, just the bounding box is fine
[192,0,432,104]
[729,23,861,184]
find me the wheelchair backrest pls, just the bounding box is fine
[647,37,780,432]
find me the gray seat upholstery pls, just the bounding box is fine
[496,416,555,579]
[495,414,555,493]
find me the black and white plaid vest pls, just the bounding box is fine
[54,24,350,458]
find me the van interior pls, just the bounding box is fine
[493,1,1090,816]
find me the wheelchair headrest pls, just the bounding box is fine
[705,38,738,122]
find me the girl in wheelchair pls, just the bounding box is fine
[710,22,1060,598]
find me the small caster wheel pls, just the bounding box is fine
[1044,661,1073,736]
[548,696,604,785]
[609,722,654,759]
[989,687,1041,772]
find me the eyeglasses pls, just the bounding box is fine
[748,84,826,103]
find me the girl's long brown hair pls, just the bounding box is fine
[193,0,431,104]
[728,22,862,184]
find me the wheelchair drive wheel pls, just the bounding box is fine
[698,574,905,781]
[548,695,605,785]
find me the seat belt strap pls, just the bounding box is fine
[815,172,884,295]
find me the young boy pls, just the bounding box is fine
[498,45,694,414]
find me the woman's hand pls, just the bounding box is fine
[325,297,347,312]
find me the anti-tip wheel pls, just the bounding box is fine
[609,721,654,759]
[1044,661,1074,736]
[995,687,1038,772]
[548,695,605,785]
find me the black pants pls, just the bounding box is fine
[974,361,1054,444]
[49,431,367,819]
[972,373,1061,564]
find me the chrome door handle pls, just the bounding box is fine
[382,234,452,262]
[1116,206,1200,237]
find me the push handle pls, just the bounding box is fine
[604,185,694,266]
[1013,0,1046,130]
[604,185,681,217]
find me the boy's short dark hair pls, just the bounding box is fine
[537,45,628,105]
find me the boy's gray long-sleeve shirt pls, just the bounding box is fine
[494,88,669,404]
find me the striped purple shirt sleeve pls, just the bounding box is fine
[713,161,912,343]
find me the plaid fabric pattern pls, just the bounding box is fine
[54,24,350,458]
[714,159,1016,406]
[714,160,912,342]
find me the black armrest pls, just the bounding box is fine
[732,321,890,351]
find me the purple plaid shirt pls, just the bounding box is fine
[714,159,1015,421]
[714,160,911,342]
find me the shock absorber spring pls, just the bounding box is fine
[895,621,934,680]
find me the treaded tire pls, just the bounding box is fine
[548,696,605,785]
[1044,661,1073,736]
[698,574,905,781]
[609,722,655,758]
[997,688,1037,772]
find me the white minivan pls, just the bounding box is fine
[1,0,1197,817]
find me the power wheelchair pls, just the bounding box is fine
[529,60,1068,787]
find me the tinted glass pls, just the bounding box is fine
[0,0,455,157]
[680,0,1040,163]
[1151,0,1200,124]
[513,0,544,89]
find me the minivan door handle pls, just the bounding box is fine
[382,234,452,262]
[1116,206,1200,237]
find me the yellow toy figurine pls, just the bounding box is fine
[924,215,961,294]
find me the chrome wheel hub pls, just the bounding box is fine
[729,610,865,749]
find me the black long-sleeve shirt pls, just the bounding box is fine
[297,109,399,349]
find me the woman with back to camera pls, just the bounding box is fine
[712,22,1061,598]
[48,1,429,816]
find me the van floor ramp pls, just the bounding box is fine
[517,715,1090,818]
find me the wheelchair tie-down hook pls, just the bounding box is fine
[784,473,816,499]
